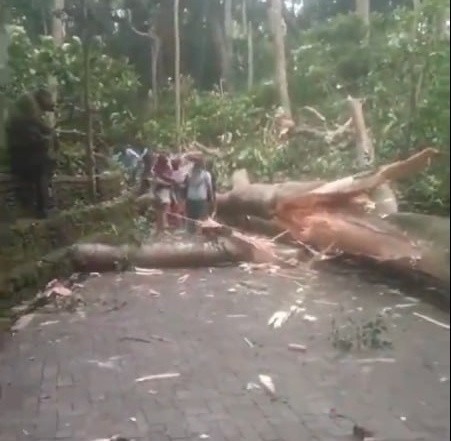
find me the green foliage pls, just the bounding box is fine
[139,84,267,148]
[3,24,141,173]
[286,2,450,213]
[1,0,448,215]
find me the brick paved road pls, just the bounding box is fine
[0,266,449,441]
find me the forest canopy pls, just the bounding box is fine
[0,0,449,214]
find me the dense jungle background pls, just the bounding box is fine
[0,0,449,214]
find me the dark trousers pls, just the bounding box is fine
[185,199,209,233]
[14,168,54,218]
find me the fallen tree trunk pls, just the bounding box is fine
[129,147,447,285]
[69,238,300,273]
[69,241,247,273]
[216,179,325,219]
[217,148,438,220]
[215,149,447,284]
[385,212,450,285]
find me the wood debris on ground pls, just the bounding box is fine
[258,374,277,399]
[135,372,180,383]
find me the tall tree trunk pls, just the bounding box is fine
[81,0,96,200]
[0,0,7,152]
[174,0,181,150]
[223,0,234,90]
[48,0,65,128]
[129,18,161,111]
[211,21,228,85]
[268,0,291,118]
[355,0,370,27]
[241,0,253,90]
[247,21,254,90]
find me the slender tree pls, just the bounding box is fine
[268,0,292,117]
[81,0,96,200]
[0,0,7,151]
[174,0,181,150]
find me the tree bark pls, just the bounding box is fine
[247,21,254,90]
[81,0,96,200]
[69,241,249,273]
[48,0,65,128]
[211,20,229,87]
[0,0,8,152]
[355,0,370,27]
[223,0,234,90]
[268,0,292,117]
[174,0,181,150]
[129,16,161,111]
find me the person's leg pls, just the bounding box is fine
[155,200,164,234]
[160,188,171,231]
[34,169,51,218]
[185,199,197,234]
[199,199,210,221]
[14,173,34,215]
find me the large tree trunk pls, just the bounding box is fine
[214,149,448,284]
[131,148,446,284]
[69,241,246,273]
[268,0,292,117]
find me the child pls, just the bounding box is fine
[184,156,214,234]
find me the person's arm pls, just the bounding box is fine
[129,149,141,160]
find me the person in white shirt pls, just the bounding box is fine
[184,156,214,233]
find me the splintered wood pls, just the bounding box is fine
[270,148,446,282]
[200,217,278,263]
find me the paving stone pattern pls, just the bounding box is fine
[0,266,449,441]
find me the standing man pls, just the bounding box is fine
[6,88,58,218]
[184,156,214,234]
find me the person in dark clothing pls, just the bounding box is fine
[6,88,58,218]
[139,149,155,194]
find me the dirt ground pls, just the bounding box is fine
[0,262,449,441]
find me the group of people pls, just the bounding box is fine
[5,85,217,230]
[138,150,217,235]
